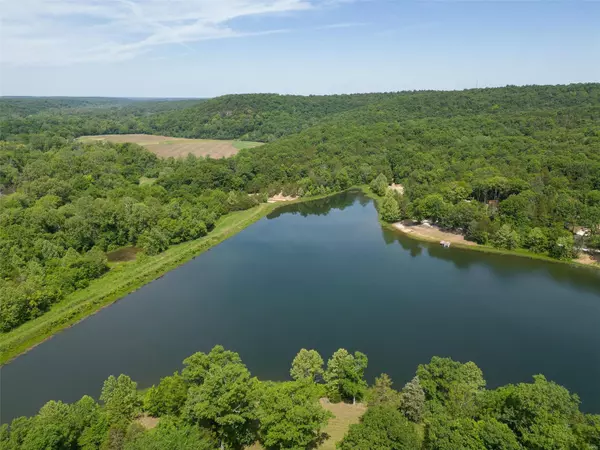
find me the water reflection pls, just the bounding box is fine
[266,190,360,219]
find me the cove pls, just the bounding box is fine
[2,191,600,423]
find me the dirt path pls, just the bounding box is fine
[267,193,299,203]
[577,253,600,266]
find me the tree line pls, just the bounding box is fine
[0,140,262,332]
[2,346,598,449]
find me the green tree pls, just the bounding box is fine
[100,374,141,425]
[324,349,368,404]
[488,375,580,450]
[524,227,549,253]
[415,194,449,224]
[138,227,170,255]
[367,373,401,408]
[182,345,242,385]
[380,191,401,223]
[123,417,217,450]
[492,224,521,250]
[370,173,388,197]
[183,355,258,450]
[549,235,577,260]
[256,380,332,449]
[143,372,188,417]
[416,357,485,405]
[425,417,485,450]
[290,348,324,382]
[339,405,420,450]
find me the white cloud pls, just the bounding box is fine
[0,0,319,66]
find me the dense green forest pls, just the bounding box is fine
[2,346,599,449]
[1,83,599,334]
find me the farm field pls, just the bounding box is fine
[79,134,263,158]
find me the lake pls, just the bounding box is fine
[2,191,600,422]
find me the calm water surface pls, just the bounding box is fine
[2,191,600,422]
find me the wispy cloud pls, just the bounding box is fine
[0,0,329,66]
[316,22,368,29]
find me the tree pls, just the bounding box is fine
[100,374,141,425]
[425,417,520,450]
[123,417,217,450]
[380,191,401,223]
[488,375,581,450]
[367,373,401,408]
[416,357,485,405]
[339,405,420,450]
[492,224,521,250]
[143,372,188,417]
[415,194,449,224]
[290,349,324,382]
[256,381,332,449]
[183,355,258,450]
[182,345,242,385]
[324,349,368,404]
[399,376,425,423]
[138,227,170,255]
[370,173,388,197]
[549,235,577,260]
[524,227,548,253]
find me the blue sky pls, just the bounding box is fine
[1,0,598,97]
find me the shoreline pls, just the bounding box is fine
[0,193,328,366]
[359,186,600,271]
[2,187,597,366]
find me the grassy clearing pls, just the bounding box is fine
[232,140,264,150]
[78,134,263,159]
[247,400,366,450]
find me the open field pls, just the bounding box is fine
[79,134,263,158]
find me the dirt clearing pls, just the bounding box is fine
[393,220,477,246]
[79,134,263,159]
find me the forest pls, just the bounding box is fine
[1,83,599,336]
[2,346,599,449]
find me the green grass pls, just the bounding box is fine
[0,204,277,365]
[232,140,264,150]
[139,176,157,186]
[0,192,336,366]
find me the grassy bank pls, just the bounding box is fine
[359,186,598,270]
[0,203,278,365]
[0,190,342,365]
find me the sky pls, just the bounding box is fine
[0,0,599,97]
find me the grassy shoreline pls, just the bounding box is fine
[359,186,599,271]
[0,197,311,365]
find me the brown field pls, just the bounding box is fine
[247,399,366,450]
[79,134,263,159]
